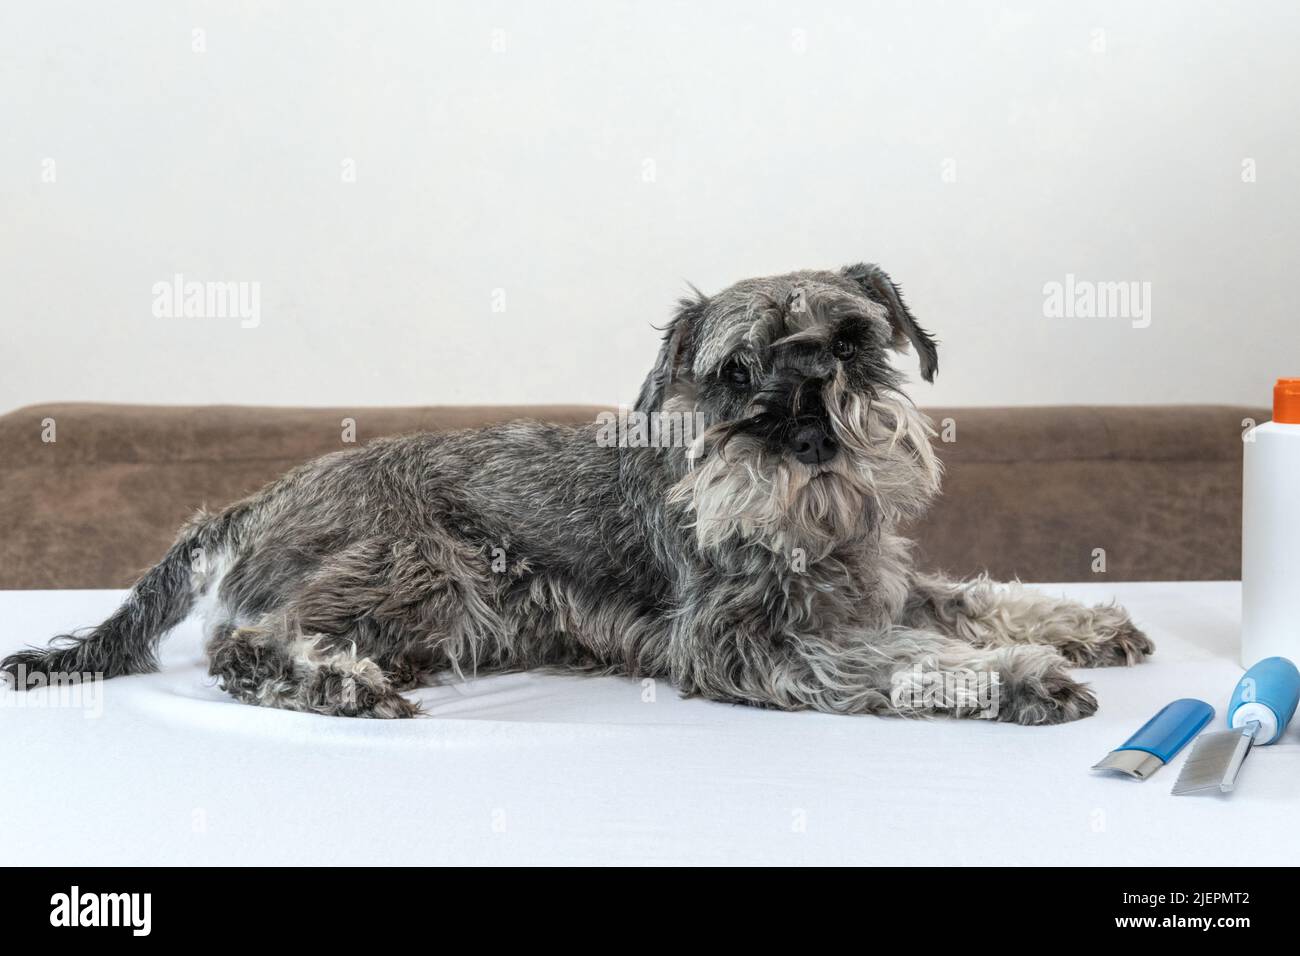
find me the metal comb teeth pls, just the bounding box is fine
[1170,721,1259,795]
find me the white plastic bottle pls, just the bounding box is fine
[1241,378,1300,667]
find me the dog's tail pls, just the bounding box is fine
[1,508,236,687]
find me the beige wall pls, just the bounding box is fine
[3,0,1298,415]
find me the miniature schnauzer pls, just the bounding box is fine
[2,264,1152,723]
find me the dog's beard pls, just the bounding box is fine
[822,379,942,525]
[669,385,941,557]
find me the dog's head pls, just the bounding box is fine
[637,265,942,555]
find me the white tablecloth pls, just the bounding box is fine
[1,582,1294,866]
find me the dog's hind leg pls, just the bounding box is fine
[206,618,419,718]
[205,534,503,715]
[902,573,1153,668]
[287,536,507,682]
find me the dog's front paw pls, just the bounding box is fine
[1062,604,1155,668]
[1094,618,1154,667]
[998,658,1098,725]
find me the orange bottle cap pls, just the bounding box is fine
[1275,378,1300,424]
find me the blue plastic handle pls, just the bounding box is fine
[1228,656,1300,745]
[1116,698,1214,762]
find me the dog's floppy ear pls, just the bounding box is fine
[634,293,704,412]
[841,263,938,382]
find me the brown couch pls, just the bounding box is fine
[0,403,1263,588]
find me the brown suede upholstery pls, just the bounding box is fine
[907,406,1262,583]
[0,403,1263,588]
[0,404,606,590]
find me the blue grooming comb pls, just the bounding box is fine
[1172,657,1300,795]
[1091,698,1215,780]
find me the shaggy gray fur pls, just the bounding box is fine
[2,265,1152,723]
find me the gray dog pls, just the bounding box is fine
[2,265,1151,722]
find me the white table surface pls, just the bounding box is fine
[1,582,1295,866]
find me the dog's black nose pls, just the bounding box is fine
[790,424,838,465]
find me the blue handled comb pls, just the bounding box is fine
[1091,698,1214,780]
[1172,656,1300,795]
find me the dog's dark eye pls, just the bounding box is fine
[831,337,857,361]
[722,362,750,388]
